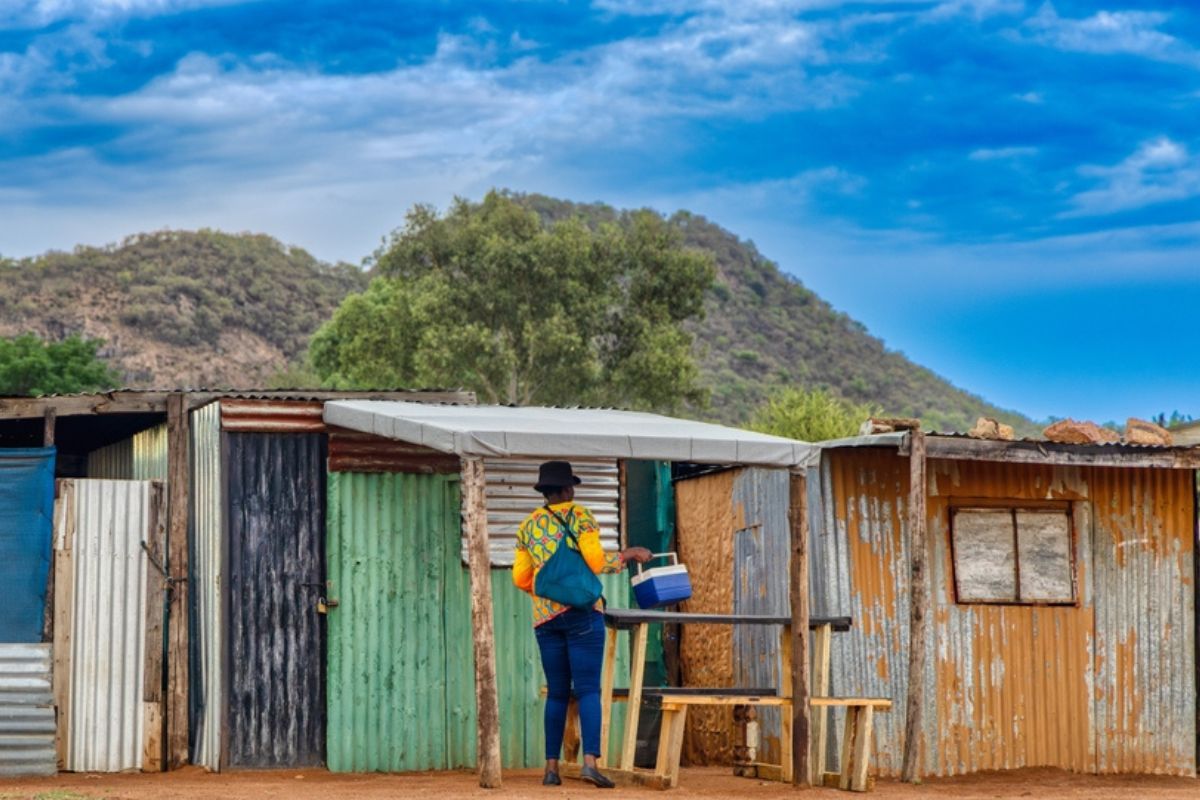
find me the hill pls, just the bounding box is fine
[0,209,1036,434]
[0,230,366,387]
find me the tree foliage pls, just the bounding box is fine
[310,191,716,411]
[749,386,879,443]
[0,333,119,396]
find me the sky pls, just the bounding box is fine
[1,0,1199,423]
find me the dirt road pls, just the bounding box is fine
[2,766,1196,800]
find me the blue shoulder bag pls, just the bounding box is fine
[534,506,604,609]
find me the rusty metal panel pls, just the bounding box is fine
[190,401,224,770]
[60,479,155,772]
[471,458,620,566]
[0,643,55,777]
[1088,466,1195,775]
[224,432,327,768]
[220,400,325,433]
[327,427,459,474]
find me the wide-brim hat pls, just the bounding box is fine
[534,460,582,493]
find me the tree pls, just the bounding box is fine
[0,333,119,396]
[310,191,716,411]
[749,386,879,443]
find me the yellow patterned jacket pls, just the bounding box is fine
[512,501,624,626]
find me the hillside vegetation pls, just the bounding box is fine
[0,230,366,387]
[0,204,1035,434]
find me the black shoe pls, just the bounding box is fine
[543,770,562,786]
[580,765,615,789]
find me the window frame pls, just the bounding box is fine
[948,499,1078,607]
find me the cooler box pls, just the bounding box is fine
[631,552,692,609]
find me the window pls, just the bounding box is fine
[950,506,1075,605]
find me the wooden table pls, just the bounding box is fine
[561,609,852,789]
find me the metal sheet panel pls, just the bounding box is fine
[225,432,327,768]
[731,467,791,764]
[1088,466,1195,775]
[326,470,632,772]
[0,643,55,777]
[472,458,620,566]
[327,428,460,474]
[189,401,224,770]
[87,439,134,479]
[132,424,168,481]
[0,448,56,642]
[220,400,325,433]
[61,479,152,772]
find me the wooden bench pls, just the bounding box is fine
[811,698,893,792]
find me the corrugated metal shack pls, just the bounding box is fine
[814,431,1200,780]
[321,401,819,788]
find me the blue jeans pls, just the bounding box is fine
[535,608,606,760]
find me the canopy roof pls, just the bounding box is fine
[323,401,818,468]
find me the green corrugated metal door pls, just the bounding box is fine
[326,472,468,772]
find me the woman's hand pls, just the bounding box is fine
[620,546,654,564]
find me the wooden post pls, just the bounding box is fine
[810,623,833,783]
[143,481,168,772]
[900,430,928,783]
[43,407,56,447]
[788,470,811,786]
[619,622,650,771]
[778,625,794,783]
[165,393,190,769]
[52,480,75,770]
[463,457,502,788]
[599,627,618,766]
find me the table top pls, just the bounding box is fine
[603,608,852,631]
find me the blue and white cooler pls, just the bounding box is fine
[631,552,693,609]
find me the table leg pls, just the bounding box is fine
[655,703,688,788]
[779,625,794,783]
[563,699,581,763]
[599,627,617,766]
[619,623,650,771]
[811,624,832,783]
[838,706,859,791]
[850,706,874,792]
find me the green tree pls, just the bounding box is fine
[0,334,119,396]
[310,191,716,411]
[749,386,879,443]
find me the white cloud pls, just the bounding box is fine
[1064,137,1200,217]
[1025,3,1200,67]
[0,0,240,27]
[969,145,1038,160]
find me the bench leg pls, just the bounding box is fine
[619,623,649,771]
[655,705,688,789]
[838,706,859,791]
[811,624,832,783]
[599,627,617,766]
[850,706,874,792]
[563,698,581,763]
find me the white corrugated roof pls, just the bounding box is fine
[323,401,818,468]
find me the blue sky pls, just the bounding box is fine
[2,0,1199,423]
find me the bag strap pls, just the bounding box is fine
[544,504,583,550]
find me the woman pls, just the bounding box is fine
[512,460,652,789]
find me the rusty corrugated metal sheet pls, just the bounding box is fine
[225,432,326,768]
[59,479,156,772]
[220,400,325,433]
[826,449,1197,779]
[1088,466,1195,775]
[0,643,55,777]
[190,401,224,770]
[327,427,459,474]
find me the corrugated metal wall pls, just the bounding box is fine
[86,424,168,480]
[59,479,154,772]
[327,470,631,773]
[0,448,56,643]
[823,448,1197,778]
[0,643,55,777]
[190,401,224,770]
[474,458,620,566]
[225,432,327,768]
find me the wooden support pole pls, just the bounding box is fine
[52,480,75,770]
[165,393,190,769]
[619,623,650,771]
[900,430,928,783]
[43,407,56,447]
[463,457,502,788]
[142,481,168,772]
[788,470,811,786]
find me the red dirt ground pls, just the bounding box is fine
[2,767,1197,800]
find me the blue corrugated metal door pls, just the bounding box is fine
[0,448,56,642]
[225,433,327,767]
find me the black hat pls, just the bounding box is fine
[534,460,582,494]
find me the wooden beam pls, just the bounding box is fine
[42,407,56,446]
[599,627,617,766]
[52,480,75,771]
[463,457,502,789]
[923,435,1200,469]
[619,623,650,771]
[900,430,928,783]
[142,481,168,772]
[810,623,833,783]
[788,470,811,787]
[165,393,190,769]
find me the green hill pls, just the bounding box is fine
[0,205,1036,434]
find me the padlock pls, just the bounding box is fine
[317,597,328,615]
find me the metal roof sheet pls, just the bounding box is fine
[323,401,818,467]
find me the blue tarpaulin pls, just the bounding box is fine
[0,447,55,642]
